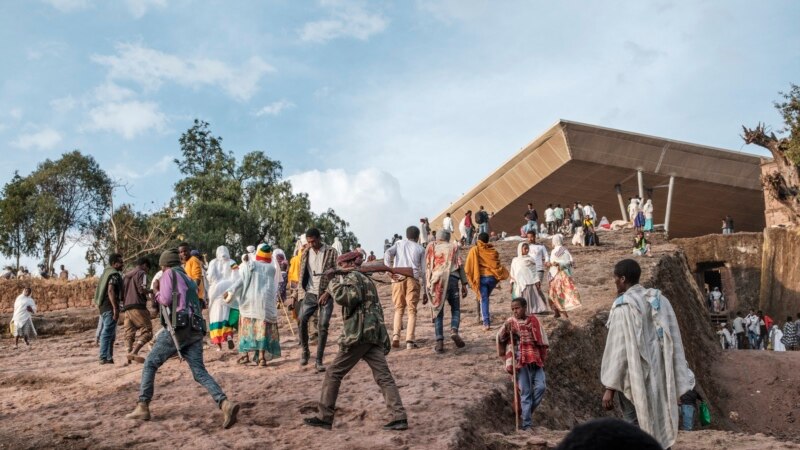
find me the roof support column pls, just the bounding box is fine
[664,175,675,236]
[637,169,644,199]
[615,184,628,222]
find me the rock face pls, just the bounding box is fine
[673,233,763,313]
[759,227,800,321]
[0,278,97,314]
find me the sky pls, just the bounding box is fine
[1,0,799,275]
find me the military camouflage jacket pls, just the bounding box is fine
[328,271,391,354]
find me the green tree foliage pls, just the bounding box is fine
[26,151,112,274]
[173,120,358,256]
[0,173,37,269]
[775,84,800,166]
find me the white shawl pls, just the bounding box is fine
[600,285,694,450]
[510,243,538,292]
[12,294,37,328]
[207,245,232,287]
[228,259,278,322]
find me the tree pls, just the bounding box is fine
[743,84,800,224]
[0,173,36,269]
[173,120,359,256]
[27,151,112,274]
[90,204,177,266]
[313,208,359,251]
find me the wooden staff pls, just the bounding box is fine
[279,301,295,337]
[509,331,520,431]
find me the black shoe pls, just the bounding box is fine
[315,361,326,372]
[300,350,310,366]
[303,417,332,430]
[434,340,444,354]
[383,419,408,431]
[227,339,234,350]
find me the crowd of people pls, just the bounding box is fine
[717,309,800,351]
[6,196,787,449]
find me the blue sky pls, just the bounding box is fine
[1,0,799,274]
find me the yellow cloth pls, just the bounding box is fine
[464,241,509,295]
[288,254,301,284]
[184,256,205,299]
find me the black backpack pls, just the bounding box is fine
[475,210,488,224]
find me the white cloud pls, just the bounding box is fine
[26,41,69,61]
[299,0,387,43]
[11,128,62,150]
[9,108,23,120]
[255,100,295,117]
[50,95,77,112]
[84,101,167,139]
[92,43,274,101]
[109,155,173,181]
[289,168,415,253]
[93,82,136,102]
[42,0,90,13]
[125,0,166,19]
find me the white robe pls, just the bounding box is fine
[770,326,785,351]
[12,294,37,330]
[600,285,694,450]
[229,259,280,322]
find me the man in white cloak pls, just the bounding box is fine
[601,259,695,450]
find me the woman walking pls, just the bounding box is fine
[548,234,582,319]
[227,244,282,366]
[207,246,240,351]
[12,287,37,348]
[510,243,549,315]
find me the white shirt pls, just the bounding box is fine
[583,205,593,218]
[732,316,745,333]
[527,244,549,272]
[384,239,426,281]
[305,245,327,295]
[544,208,555,222]
[151,270,163,290]
[442,217,454,232]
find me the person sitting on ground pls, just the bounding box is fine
[558,218,573,237]
[488,231,500,242]
[555,418,661,450]
[303,250,408,431]
[496,297,548,432]
[12,287,37,348]
[632,231,651,257]
[367,251,376,262]
[0,266,14,280]
[601,259,694,450]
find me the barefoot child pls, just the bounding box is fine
[496,298,549,431]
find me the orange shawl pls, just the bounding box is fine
[464,241,509,295]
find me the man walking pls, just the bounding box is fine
[732,311,746,349]
[442,212,454,234]
[601,259,694,450]
[122,257,153,364]
[465,232,509,331]
[553,204,565,230]
[475,206,490,235]
[384,226,427,349]
[425,230,468,354]
[573,202,584,229]
[524,203,538,234]
[94,253,124,364]
[125,249,239,428]
[544,204,556,235]
[303,251,408,431]
[179,243,206,309]
[298,228,339,371]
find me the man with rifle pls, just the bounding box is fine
[384,226,428,350]
[125,248,239,429]
[303,250,409,431]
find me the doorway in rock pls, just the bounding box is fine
[696,261,737,314]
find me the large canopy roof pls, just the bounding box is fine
[431,120,765,238]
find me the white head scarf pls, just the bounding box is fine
[551,234,564,248]
[510,243,537,288]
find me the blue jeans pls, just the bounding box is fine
[98,310,117,361]
[526,220,538,234]
[748,330,758,349]
[139,329,226,406]
[434,275,462,340]
[681,404,695,430]
[300,292,334,363]
[479,276,497,326]
[464,228,473,245]
[518,364,546,429]
[478,223,489,235]
[95,316,104,341]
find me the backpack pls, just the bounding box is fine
[475,210,488,224]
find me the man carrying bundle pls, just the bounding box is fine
[303,251,408,431]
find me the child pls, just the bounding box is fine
[632,231,651,257]
[679,388,703,430]
[496,298,549,431]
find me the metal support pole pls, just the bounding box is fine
[637,170,644,200]
[664,176,675,236]
[615,184,628,222]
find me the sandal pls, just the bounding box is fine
[258,358,267,367]
[236,355,250,365]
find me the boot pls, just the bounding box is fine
[125,402,151,421]
[221,399,240,429]
[300,349,310,366]
[434,339,444,354]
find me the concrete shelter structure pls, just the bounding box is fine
[432,120,765,239]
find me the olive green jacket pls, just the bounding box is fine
[328,271,391,354]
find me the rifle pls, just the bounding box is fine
[319,263,415,279]
[160,304,184,361]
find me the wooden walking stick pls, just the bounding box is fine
[279,301,296,337]
[509,329,520,431]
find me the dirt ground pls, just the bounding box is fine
[1,229,798,449]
